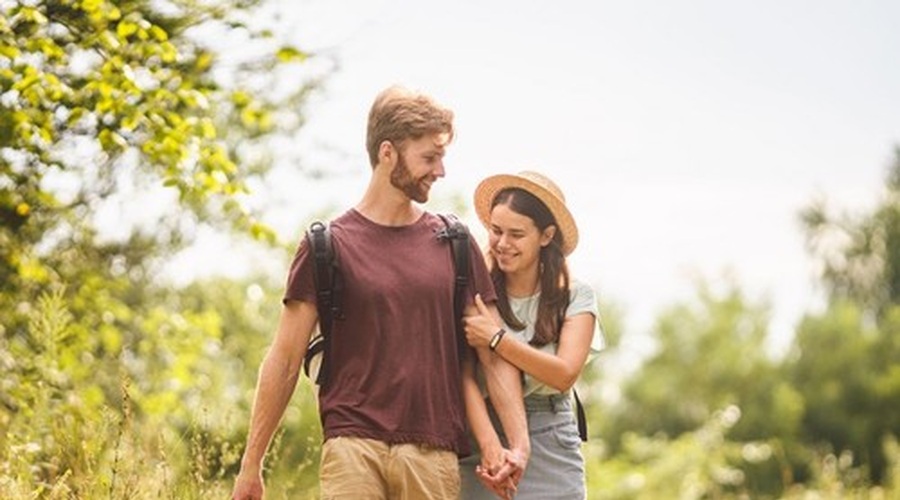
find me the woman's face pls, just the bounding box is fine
[488,202,555,276]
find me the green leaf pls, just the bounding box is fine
[116,20,138,39]
[81,0,103,14]
[0,45,21,59]
[18,7,49,25]
[200,118,216,139]
[149,25,168,42]
[276,46,308,63]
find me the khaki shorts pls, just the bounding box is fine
[320,436,460,500]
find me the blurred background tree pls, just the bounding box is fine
[792,147,900,484]
[585,147,900,498]
[0,0,327,496]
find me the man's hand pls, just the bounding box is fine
[476,443,514,498]
[232,466,264,500]
[476,447,528,499]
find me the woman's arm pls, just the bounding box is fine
[464,294,595,393]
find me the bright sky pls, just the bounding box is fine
[171,0,900,359]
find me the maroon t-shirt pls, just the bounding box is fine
[284,209,497,455]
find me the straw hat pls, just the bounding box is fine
[474,171,579,255]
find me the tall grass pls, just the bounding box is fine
[2,289,896,498]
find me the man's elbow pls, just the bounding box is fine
[261,344,301,381]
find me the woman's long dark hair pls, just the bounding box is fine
[489,188,570,347]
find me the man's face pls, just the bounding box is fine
[389,133,448,203]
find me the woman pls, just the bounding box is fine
[460,171,603,499]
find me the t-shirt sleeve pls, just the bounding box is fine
[466,236,497,306]
[569,279,606,354]
[283,235,317,305]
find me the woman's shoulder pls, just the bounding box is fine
[568,278,606,354]
[567,278,598,315]
[569,278,597,300]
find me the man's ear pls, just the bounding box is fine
[378,140,395,166]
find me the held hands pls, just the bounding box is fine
[475,446,527,499]
[464,294,501,349]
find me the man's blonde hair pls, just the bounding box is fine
[366,85,455,167]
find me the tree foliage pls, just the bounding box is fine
[1,0,317,280]
[791,151,900,482]
[1,0,326,495]
[607,282,795,443]
[787,300,900,484]
[801,147,900,316]
[594,146,900,496]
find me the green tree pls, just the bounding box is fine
[1,0,318,309]
[794,147,900,483]
[588,407,764,499]
[609,282,792,440]
[600,281,801,496]
[801,146,900,316]
[1,0,327,495]
[787,301,895,485]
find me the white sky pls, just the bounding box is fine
[170,0,900,358]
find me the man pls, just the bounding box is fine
[232,85,529,499]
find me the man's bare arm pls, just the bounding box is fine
[232,300,318,500]
[461,357,518,498]
[470,301,530,469]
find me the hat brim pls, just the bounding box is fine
[474,173,579,255]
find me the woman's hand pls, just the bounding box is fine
[475,443,518,499]
[476,447,526,499]
[464,294,501,349]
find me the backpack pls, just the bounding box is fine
[300,214,589,442]
[301,213,470,387]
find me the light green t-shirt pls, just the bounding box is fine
[496,279,605,397]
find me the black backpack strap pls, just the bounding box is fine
[436,214,469,354]
[304,220,338,386]
[573,388,588,441]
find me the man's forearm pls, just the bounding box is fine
[462,358,504,457]
[476,347,530,455]
[241,348,301,469]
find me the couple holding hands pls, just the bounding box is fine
[233,85,603,499]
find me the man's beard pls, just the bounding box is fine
[390,154,431,203]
